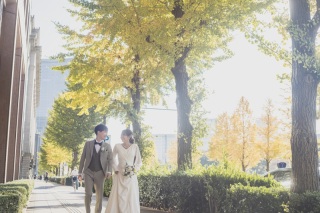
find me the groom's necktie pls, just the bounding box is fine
[94,141,102,153]
[94,141,102,146]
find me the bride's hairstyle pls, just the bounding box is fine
[121,129,135,144]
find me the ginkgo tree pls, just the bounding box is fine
[209,97,260,172]
[44,93,102,169]
[208,112,234,166]
[243,0,320,193]
[57,0,275,170]
[288,0,320,193]
[54,1,172,161]
[231,97,260,172]
[39,138,72,175]
[142,0,275,170]
[256,99,289,172]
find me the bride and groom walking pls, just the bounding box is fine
[78,124,142,213]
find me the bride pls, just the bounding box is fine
[105,129,142,213]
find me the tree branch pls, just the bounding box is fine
[145,35,172,56]
[311,1,320,35]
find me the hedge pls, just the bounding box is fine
[0,193,22,213]
[0,186,28,206]
[289,191,320,213]
[136,167,280,213]
[223,184,289,213]
[0,179,34,213]
[46,168,320,212]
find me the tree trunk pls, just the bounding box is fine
[132,119,142,150]
[103,115,107,125]
[171,0,193,171]
[172,58,193,170]
[291,72,319,193]
[267,141,270,172]
[130,60,143,156]
[289,0,319,193]
[72,150,79,170]
[241,145,247,172]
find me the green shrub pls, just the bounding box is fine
[7,179,33,188]
[204,168,281,213]
[5,179,34,199]
[45,169,320,213]
[0,186,27,206]
[289,191,320,213]
[223,184,289,213]
[104,178,112,197]
[5,182,31,197]
[0,179,35,212]
[137,166,280,213]
[10,179,34,188]
[48,176,65,184]
[0,193,22,212]
[0,185,27,196]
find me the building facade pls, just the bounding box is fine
[36,59,69,136]
[20,15,41,179]
[35,59,69,174]
[0,0,41,183]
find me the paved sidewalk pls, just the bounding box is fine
[25,180,164,213]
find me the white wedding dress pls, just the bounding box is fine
[105,143,142,213]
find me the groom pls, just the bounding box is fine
[79,124,113,213]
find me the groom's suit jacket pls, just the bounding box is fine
[79,140,113,176]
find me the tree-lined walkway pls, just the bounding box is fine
[25,180,164,213]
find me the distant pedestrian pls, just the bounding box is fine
[79,124,113,213]
[44,172,48,183]
[71,167,79,190]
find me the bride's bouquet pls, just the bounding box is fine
[124,162,135,178]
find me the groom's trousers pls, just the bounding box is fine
[84,170,105,213]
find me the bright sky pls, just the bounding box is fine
[31,0,289,139]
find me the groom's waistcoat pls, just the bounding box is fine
[88,146,103,172]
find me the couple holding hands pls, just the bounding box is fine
[79,124,142,213]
